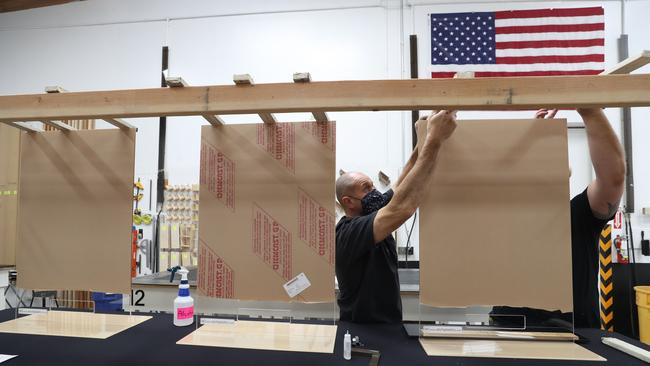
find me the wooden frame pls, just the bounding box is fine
[0,72,649,128]
[0,52,647,131]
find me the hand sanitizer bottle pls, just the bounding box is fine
[173,267,194,326]
[343,330,351,360]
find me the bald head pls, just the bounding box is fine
[336,172,374,217]
[336,172,357,204]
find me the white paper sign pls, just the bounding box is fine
[0,355,18,363]
[283,272,311,298]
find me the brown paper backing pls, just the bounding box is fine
[198,122,335,302]
[16,129,136,293]
[177,320,337,353]
[419,119,573,312]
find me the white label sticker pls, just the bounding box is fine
[18,308,48,315]
[283,272,311,298]
[422,325,463,333]
[200,318,235,325]
[0,355,18,364]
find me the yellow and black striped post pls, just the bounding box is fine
[599,224,614,331]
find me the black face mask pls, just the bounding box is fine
[360,189,394,216]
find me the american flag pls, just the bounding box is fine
[430,7,604,77]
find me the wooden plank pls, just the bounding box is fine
[103,117,135,130]
[201,114,224,126]
[233,73,254,85]
[45,86,128,130]
[45,86,68,94]
[2,122,42,133]
[293,72,330,122]
[166,77,224,126]
[0,74,648,122]
[257,112,276,124]
[165,76,188,88]
[233,74,276,124]
[603,51,650,75]
[40,120,75,131]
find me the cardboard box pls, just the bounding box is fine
[419,119,573,312]
[17,129,136,293]
[198,122,335,302]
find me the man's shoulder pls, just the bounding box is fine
[337,213,376,229]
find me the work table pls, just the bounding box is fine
[0,309,648,365]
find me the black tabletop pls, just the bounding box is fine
[0,309,648,365]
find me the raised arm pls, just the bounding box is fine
[394,148,418,189]
[579,108,626,219]
[372,111,456,243]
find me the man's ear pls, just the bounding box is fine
[340,197,352,209]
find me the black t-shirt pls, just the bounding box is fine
[494,188,611,328]
[335,210,402,323]
[571,187,612,327]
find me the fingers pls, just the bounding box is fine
[535,108,559,119]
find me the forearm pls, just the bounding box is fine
[395,149,418,188]
[389,134,442,213]
[581,109,626,185]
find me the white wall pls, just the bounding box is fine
[0,0,648,263]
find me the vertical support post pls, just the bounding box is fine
[618,35,634,213]
[409,35,419,149]
[155,46,169,273]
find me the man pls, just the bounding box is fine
[494,107,626,328]
[335,110,457,323]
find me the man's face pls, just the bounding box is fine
[341,173,375,217]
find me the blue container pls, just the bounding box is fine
[91,292,123,312]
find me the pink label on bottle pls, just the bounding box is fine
[177,306,194,320]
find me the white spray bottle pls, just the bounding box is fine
[172,266,194,326]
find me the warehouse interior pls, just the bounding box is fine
[0,0,650,364]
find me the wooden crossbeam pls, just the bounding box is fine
[233,74,276,124]
[103,117,135,130]
[0,74,649,122]
[45,85,134,130]
[293,72,330,123]
[165,76,189,88]
[166,77,224,126]
[7,122,42,133]
[603,51,650,75]
[40,119,75,131]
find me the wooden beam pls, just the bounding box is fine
[45,85,68,93]
[165,76,188,88]
[202,114,225,127]
[3,122,42,133]
[0,74,649,122]
[233,74,276,124]
[603,51,650,75]
[45,85,134,130]
[166,77,224,126]
[293,72,330,123]
[233,74,254,85]
[103,117,136,130]
[40,120,75,131]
